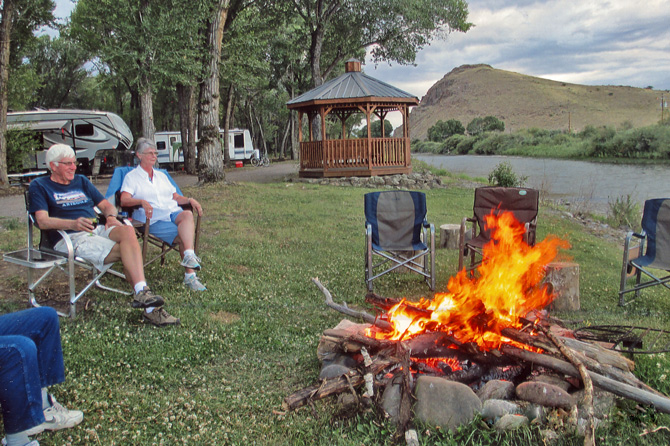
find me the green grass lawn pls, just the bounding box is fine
[1,178,670,445]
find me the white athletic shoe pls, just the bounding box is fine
[38,396,84,431]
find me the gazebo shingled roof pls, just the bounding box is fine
[287,63,418,106]
[287,60,419,178]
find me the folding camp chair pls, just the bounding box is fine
[458,186,539,275]
[2,186,130,318]
[619,198,670,306]
[105,167,201,267]
[364,191,435,291]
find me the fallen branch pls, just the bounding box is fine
[312,277,390,330]
[502,345,670,414]
[538,325,595,446]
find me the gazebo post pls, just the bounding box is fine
[366,105,372,171]
[320,107,327,174]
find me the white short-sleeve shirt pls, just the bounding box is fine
[120,166,181,223]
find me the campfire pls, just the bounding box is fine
[284,211,670,445]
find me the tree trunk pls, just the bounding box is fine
[177,83,197,174]
[139,71,155,140]
[222,84,233,166]
[197,0,229,183]
[0,0,15,186]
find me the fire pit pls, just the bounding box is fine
[284,212,670,444]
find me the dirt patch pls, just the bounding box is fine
[209,310,241,325]
[0,260,98,314]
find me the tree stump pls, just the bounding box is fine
[439,224,460,250]
[545,262,580,311]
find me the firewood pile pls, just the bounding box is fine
[282,279,670,446]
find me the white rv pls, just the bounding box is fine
[153,128,255,167]
[7,109,134,174]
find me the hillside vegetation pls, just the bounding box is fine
[406,64,667,140]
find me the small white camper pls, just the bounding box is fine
[7,109,134,174]
[153,128,255,168]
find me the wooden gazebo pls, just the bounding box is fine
[287,60,419,178]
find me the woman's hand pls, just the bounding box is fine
[141,200,154,220]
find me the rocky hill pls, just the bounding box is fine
[405,64,665,140]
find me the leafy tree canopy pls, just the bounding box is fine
[467,115,505,136]
[428,119,464,141]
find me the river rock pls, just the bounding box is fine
[528,374,573,392]
[516,382,575,409]
[319,363,352,379]
[414,376,481,431]
[481,399,521,422]
[477,380,516,401]
[381,375,403,422]
[494,414,529,431]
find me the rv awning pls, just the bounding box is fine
[7,120,68,131]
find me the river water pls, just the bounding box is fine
[413,154,670,213]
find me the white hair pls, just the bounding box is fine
[45,144,76,167]
[135,137,157,155]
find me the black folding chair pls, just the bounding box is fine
[458,186,539,275]
[364,190,435,291]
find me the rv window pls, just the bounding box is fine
[233,133,244,148]
[157,142,166,150]
[170,137,177,145]
[75,123,94,137]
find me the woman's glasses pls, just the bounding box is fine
[58,161,79,167]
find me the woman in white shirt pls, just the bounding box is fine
[120,138,206,291]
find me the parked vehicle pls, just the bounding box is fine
[153,128,255,168]
[7,109,134,175]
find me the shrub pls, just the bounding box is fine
[608,194,641,229]
[487,161,527,187]
[456,136,476,154]
[443,134,467,153]
[473,133,519,155]
[6,129,41,173]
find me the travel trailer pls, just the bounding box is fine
[7,109,134,174]
[154,128,255,168]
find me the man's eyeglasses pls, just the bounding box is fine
[58,161,79,167]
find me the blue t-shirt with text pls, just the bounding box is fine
[28,174,104,246]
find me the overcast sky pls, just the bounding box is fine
[365,0,670,102]
[51,0,669,120]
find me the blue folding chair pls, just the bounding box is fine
[105,167,201,267]
[364,191,435,291]
[619,198,670,306]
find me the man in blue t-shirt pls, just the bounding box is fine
[28,144,180,327]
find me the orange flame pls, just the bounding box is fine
[369,211,570,351]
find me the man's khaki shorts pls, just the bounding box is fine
[54,225,117,270]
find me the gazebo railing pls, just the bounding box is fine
[300,138,409,171]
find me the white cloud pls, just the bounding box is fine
[365,0,670,101]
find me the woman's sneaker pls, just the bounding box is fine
[180,253,201,270]
[184,275,207,291]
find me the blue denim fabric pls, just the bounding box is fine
[0,307,65,434]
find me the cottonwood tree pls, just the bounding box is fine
[287,0,472,88]
[0,0,54,185]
